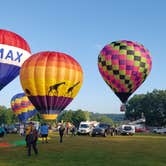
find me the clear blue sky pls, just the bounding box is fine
[0,0,165,113]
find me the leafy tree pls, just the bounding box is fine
[126,89,166,126]
[96,115,114,125]
[58,109,90,127]
[0,106,18,125]
[57,110,73,123]
[126,94,145,120]
[31,112,43,122]
[71,109,88,127]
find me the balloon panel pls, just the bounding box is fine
[0,63,19,90]
[98,40,152,103]
[0,29,31,51]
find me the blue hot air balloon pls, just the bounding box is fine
[11,93,37,123]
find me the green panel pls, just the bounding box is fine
[102,66,107,72]
[125,75,131,80]
[119,70,126,75]
[127,55,134,60]
[114,46,120,50]
[120,79,125,84]
[108,70,113,75]
[141,57,146,63]
[139,67,144,73]
[101,56,105,61]
[120,42,127,46]
[106,61,112,65]
[115,75,120,80]
[134,61,140,66]
[120,49,127,54]
[127,46,134,50]
[112,65,119,70]
[145,64,148,69]
[134,51,141,56]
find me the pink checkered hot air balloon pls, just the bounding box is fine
[98,40,152,112]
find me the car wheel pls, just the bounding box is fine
[92,134,95,137]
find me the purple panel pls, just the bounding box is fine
[28,96,73,115]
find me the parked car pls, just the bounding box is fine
[91,123,113,137]
[153,128,166,134]
[6,125,18,134]
[119,125,135,135]
[135,127,147,132]
[77,122,94,135]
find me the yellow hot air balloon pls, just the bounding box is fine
[20,51,83,120]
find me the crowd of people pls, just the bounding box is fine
[0,121,78,156]
[25,121,78,156]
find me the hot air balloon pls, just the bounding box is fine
[20,51,83,120]
[0,29,31,90]
[98,40,152,111]
[11,93,37,123]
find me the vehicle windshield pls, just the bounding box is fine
[8,125,15,129]
[98,124,109,129]
[124,126,132,131]
[80,124,89,128]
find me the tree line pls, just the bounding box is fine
[1,89,165,127]
[0,107,115,128]
[126,89,166,126]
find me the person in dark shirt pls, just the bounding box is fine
[27,126,38,156]
[71,125,77,136]
[59,124,65,143]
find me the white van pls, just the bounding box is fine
[77,121,98,135]
[119,125,135,135]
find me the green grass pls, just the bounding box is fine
[0,133,166,166]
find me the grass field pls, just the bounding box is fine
[0,133,166,166]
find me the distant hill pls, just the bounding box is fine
[90,112,125,122]
[104,114,125,122]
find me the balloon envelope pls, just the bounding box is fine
[20,51,83,120]
[98,40,152,103]
[0,29,31,90]
[11,93,37,122]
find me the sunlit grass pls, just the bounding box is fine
[0,133,166,166]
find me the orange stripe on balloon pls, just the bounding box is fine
[23,61,82,72]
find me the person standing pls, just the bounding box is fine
[59,124,65,143]
[0,126,5,138]
[25,122,33,147]
[27,126,38,156]
[40,123,49,143]
[19,124,25,136]
[71,125,77,136]
[66,121,70,135]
